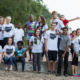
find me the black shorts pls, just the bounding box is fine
[72,53,78,66]
[48,50,57,61]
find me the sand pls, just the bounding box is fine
[0,52,80,80]
[0,70,80,80]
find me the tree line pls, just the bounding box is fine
[0,0,52,26]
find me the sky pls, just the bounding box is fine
[43,0,80,31]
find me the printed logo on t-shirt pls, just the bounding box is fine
[0,27,2,32]
[50,33,56,39]
[6,48,13,55]
[5,27,12,32]
[55,22,58,25]
[34,38,37,44]
[34,38,40,45]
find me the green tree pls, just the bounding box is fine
[0,0,51,26]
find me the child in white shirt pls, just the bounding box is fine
[29,29,44,72]
[71,29,80,76]
[14,22,24,47]
[3,16,15,46]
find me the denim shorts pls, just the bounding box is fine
[26,34,32,40]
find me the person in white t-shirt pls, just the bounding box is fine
[50,11,65,51]
[3,38,15,71]
[71,29,80,76]
[44,23,59,74]
[0,45,3,63]
[37,16,48,36]
[14,22,24,47]
[36,16,42,29]
[0,16,4,48]
[50,11,64,32]
[29,29,44,72]
[37,16,48,58]
[3,16,15,46]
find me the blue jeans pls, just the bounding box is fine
[3,56,14,65]
[14,57,25,71]
[27,34,32,40]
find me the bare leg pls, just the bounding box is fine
[47,61,51,72]
[27,40,32,61]
[53,61,56,72]
[72,65,75,75]
[75,66,78,75]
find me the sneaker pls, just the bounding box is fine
[52,71,56,75]
[56,73,61,76]
[72,74,75,77]
[22,70,25,72]
[48,71,51,74]
[64,74,68,77]
[5,67,8,71]
[78,74,80,77]
[37,71,41,74]
[9,66,13,71]
[72,74,79,77]
[33,70,37,73]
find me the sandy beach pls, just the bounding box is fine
[0,53,79,80]
[0,70,80,80]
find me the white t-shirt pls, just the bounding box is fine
[0,24,4,40]
[50,19,64,32]
[44,30,58,51]
[36,22,42,28]
[30,36,44,53]
[14,28,24,43]
[3,45,15,55]
[3,23,15,38]
[0,46,2,53]
[42,24,48,32]
[72,36,80,53]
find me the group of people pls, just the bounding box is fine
[0,11,80,77]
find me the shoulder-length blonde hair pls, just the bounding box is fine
[4,16,12,24]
